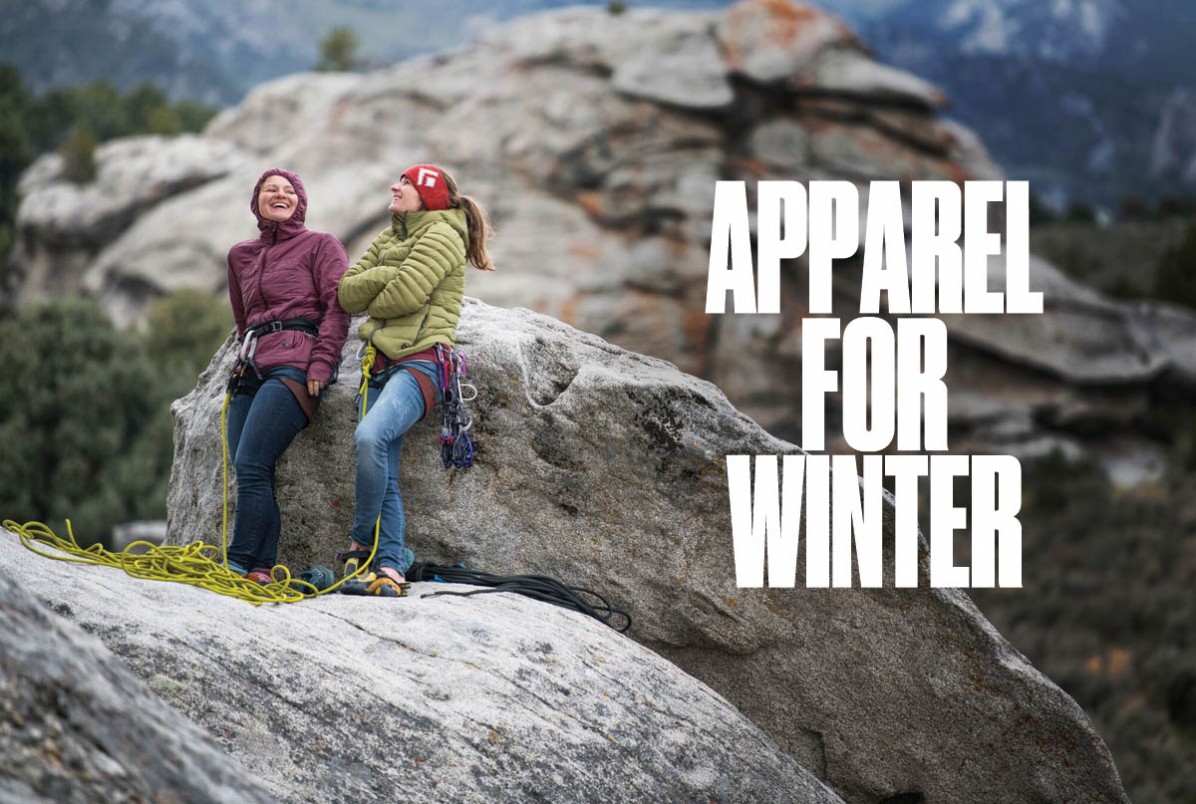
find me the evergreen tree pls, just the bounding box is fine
[147,105,183,136]
[60,124,98,184]
[124,83,169,132]
[1155,219,1196,310]
[0,300,166,544]
[0,64,32,293]
[142,289,233,384]
[315,27,361,72]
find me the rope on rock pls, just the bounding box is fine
[4,519,315,605]
[409,561,633,632]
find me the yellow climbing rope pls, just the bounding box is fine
[5,518,308,604]
[7,350,387,606]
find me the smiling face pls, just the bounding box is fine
[257,175,298,222]
[388,175,423,216]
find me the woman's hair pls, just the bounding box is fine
[442,169,495,271]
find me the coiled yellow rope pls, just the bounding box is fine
[4,518,309,605]
[6,352,386,606]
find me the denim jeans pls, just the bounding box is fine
[225,365,308,574]
[351,361,439,572]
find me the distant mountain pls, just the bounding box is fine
[825,0,1196,207]
[4,0,1193,207]
[0,0,728,105]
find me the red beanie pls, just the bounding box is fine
[401,164,451,211]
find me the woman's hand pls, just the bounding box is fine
[307,379,326,397]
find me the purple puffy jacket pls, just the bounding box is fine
[227,169,350,384]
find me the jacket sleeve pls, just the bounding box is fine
[337,231,389,314]
[227,249,246,340]
[365,223,466,320]
[307,235,351,384]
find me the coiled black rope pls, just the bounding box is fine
[408,562,632,633]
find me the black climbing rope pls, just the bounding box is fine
[408,562,632,633]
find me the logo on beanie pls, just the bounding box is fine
[416,167,440,188]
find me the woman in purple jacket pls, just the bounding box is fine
[224,168,350,582]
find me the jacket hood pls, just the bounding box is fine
[251,168,308,241]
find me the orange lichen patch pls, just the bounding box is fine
[943,160,970,184]
[662,236,691,259]
[576,191,605,218]
[795,114,835,135]
[720,0,857,72]
[568,239,602,260]
[558,296,578,327]
[1107,648,1133,679]
[737,156,772,178]
[1084,647,1134,680]
[682,307,714,353]
[720,27,745,69]
[758,0,849,50]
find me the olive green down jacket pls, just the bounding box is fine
[337,209,468,360]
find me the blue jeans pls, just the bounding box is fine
[225,366,308,573]
[351,361,439,572]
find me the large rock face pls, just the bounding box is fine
[0,561,272,803]
[167,299,1128,804]
[0,535,840,804]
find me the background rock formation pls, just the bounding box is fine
[13,1,1196,480]
[0,536,841,804]
[167,300,1128,804]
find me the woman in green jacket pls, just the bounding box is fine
[337,164,493,594]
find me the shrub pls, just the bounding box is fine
[0,299,167,543]
[142,289,233,385]
[315,27,361,72]
[1155,219,1196,310]
[59,124,97,184]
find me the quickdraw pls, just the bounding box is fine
[435,344,476,470]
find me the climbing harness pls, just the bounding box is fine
[409,562,632,632]
[434,343,476,469]
[228,317,320,388]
